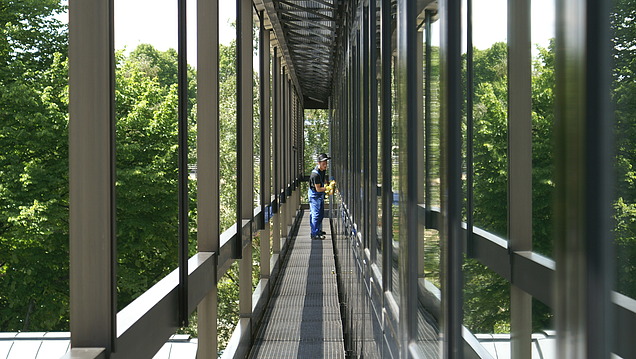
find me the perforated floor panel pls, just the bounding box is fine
[248,212,345,359]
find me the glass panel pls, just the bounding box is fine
[114,0,183,310]
[611,0,636,300]
[0,2,69,332]
[464,0,510,339]
[531,0,556,258]
[217,2,238,351]
[471,0,508,239]
[529,1,557,347]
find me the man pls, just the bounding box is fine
[308,153,330,240]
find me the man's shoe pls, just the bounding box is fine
[320,231,326,235]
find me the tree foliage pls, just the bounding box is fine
[612,0,636,298]
[0,1,69,331]
[114,45,198,308]
[304,109,330,174]
[2,0,636,349]
[464,41,556,333]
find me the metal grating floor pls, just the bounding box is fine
[248,211,345,359]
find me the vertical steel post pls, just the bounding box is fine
[281,66,287,248]
[356,37,362,228]
[281,67,288,240]
[196,0,220,356]
[272,48,281,254]
[260,19,271,278]
[369,0,379,263]
[424,11,433,227]
[288,79,294,222]
[439,0,464,356]
[68,0,116,352]
[380,0,393,293]
[466,0,475,258]
[363,5,370,250]
[508,0,533,356]
[351,41,357,225]
[177,0,189,328]
[237,0,253,331]
[555,0,614,357]
[396,0,421,353]
[416,28,425,277]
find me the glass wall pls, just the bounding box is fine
[611,0,636,302]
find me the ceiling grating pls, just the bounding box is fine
[274,0,342,108]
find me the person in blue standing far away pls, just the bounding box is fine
[308,153,330,240]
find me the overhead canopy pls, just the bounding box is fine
[259,0,344,109]
[257,0,436,109]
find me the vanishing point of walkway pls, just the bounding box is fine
[248,211,345,358]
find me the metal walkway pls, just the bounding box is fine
[248,211,345,359]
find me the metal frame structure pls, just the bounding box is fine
[329,0,634,358]
[63,0,636,358]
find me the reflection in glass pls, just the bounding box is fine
[612,0,636,300]
[531,0,556,258]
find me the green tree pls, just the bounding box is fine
[464,43,510,333]
[304,109,330,173]
[464,41,555,333]
[612,0,636,298]
[114,45,198,307]
[0,0,69,330]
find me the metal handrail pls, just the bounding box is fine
[62,182,304,359]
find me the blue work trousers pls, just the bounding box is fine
[308,191,325,237]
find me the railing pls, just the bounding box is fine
[63,181,304,359]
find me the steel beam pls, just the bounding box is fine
[260,18,272,278]
[68,0,116,352]
[363,4,370,250]
[416,28,425,278]
[555,0,614,357]
[396,0,421,353]
[196,0,220,356]
[380,0,393,293]
[177,0,190,328]
[272,47,282,254]
[261,0,304,107]
[508,0,533,356]
[438,0,464,355]
[237,0,253,335]
[368,0,379,265]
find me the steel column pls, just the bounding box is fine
[396,0,421,353]
[424,10,433,228]
[196,0,220,356]
[177,0,190,328]
[369,0,379,264]
[363,4,370,250]
[555,0,614,357]
[508,0,533,356]
[465,0,475,258]
[416,28,425,278]
[272,47,281,254]
[68,0,116,352]
[259,15,271,279]
[237,0,253,328]
[439,0,464,356]
[380,0,393,293]
[281,67,288,240]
